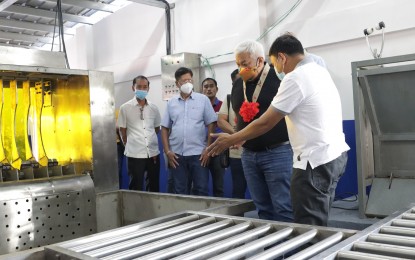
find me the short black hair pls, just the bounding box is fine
[269,34,304,57]
[201,77,217,87]
[231,69,239,82]
[175,67,193,81]
[132,75,150,86]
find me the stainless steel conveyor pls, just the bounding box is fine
[5,205,415,259]
[40,211,356,260]
[313,205,415,259]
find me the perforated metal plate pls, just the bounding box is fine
[0,175,96,255]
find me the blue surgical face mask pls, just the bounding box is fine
[276,70,285,81]
[276,58,285,81]
[135,90,148,100]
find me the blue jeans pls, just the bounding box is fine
[230,158,247,199]
[241,144,293,222]
[170,154,209,196]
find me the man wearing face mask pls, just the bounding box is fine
[118,75,161,192]
[228,40,293,222]
[208,35,349,226]
[161,67,217,195]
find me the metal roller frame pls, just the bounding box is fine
[40,210,355,260]
[312,204,415,259]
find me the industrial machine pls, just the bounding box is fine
[0,46,118,254]
[352,54,415,217]
[0,46,117,190]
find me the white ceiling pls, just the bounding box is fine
[0,0,173,49]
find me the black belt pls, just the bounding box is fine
[245,141,290,152]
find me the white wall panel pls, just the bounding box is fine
[66,25,94,70]
[92,4,165,68]
[263,0,415,47]
[173,0,260,60]
[66,0,415,120]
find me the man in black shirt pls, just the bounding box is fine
[231,40,293,222]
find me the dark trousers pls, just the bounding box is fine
[167,170,175,193]
[291,152,348,226]
[117,142,125,189]
[230,158,247,199]
[127,155,160,192]
[208,156,225,197]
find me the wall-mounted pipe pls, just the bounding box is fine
[129,0,175,54]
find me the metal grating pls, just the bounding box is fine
[45,211,356,260]
[312,205,415,259]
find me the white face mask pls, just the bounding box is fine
[180,82,193,94]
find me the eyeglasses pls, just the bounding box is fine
[139,107,144,120]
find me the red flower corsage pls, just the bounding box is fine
[239,101,260,122]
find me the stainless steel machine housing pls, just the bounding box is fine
[352,54,415,217]
[0,46,118,255]
[0,46,118,192]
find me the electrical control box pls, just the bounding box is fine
[161,52,201,100]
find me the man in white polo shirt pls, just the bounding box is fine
[118,75,161,192]
[208,34,349,226]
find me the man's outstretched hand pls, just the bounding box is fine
[207,133,233,156]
